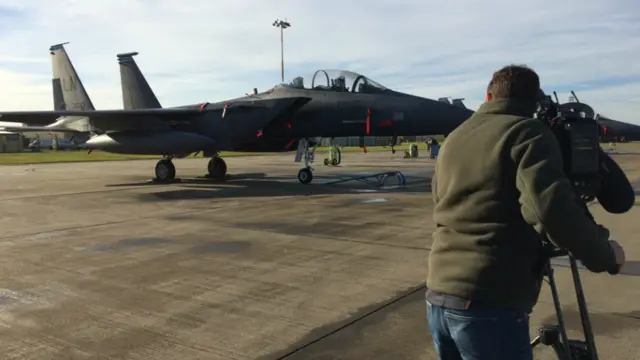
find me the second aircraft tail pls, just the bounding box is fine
[50,42,95,111]
[48,42,93,135]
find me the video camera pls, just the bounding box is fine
[535,90,603,202]
[531,90,610,360]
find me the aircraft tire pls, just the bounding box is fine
[298,168,313,184]
[208,157,227,178]
[331,158,339,166]
[155,159,176,182]
[324,158,330,166]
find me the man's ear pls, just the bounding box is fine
[486,92,493,101]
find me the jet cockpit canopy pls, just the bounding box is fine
[279,69,388,94]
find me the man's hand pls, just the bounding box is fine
[608,240,626,274]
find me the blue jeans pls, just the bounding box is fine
[426,300,533,360]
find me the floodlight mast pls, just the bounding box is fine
[272,19,291,82]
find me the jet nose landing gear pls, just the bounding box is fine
[297,168,313,184]
[296,138,319,184]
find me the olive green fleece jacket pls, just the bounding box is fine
[427,98,617,312]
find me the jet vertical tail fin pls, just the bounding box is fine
[117,52,162,109]
[451,98,467,109]
[48,42,93,135]
[438,97,467,109]
[49,42,95,111]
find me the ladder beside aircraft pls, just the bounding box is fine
[324,171,406,188]
[293,138,406,188]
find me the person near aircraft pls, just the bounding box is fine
[425,64,631,360]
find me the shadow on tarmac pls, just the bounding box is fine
[105,172,431,202]
[539,305,640,336]
[551,259,640,277]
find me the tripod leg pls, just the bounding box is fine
[552,342,570,360]
[569,256,599,360]
[532,325,570,360]
[545,261,574,360]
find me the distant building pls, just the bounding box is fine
[320,135,434,147]
[320,137,392,147]
[0,132,25,153]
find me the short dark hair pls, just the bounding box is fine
[487,65,540,104]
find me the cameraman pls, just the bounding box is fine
[425,64,631,360]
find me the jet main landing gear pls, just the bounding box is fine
[155,157,176,182]
[153,153,228,183]
[207,156,227,179]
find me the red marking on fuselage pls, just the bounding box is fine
[199,102,210,112]
[366,108,372,135]
[284,139,296,149]
[279,121,292,129]
[378,119,393,127]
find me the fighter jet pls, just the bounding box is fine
[596,115,640,142]
[117,52,475,166]
[0,55,473,184]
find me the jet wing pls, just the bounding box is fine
[0,108,201,121]
[0,115,62,126]
[0,125,84,134]
[0,108,205,132]
[0,97,312,135]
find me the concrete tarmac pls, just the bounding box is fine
[0,151,638,359]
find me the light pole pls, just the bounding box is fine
[272,19,291,82]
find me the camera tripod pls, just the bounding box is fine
[530,242,599,360]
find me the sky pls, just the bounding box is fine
[0,0,639,123]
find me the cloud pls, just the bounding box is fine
[0,0,639,123]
